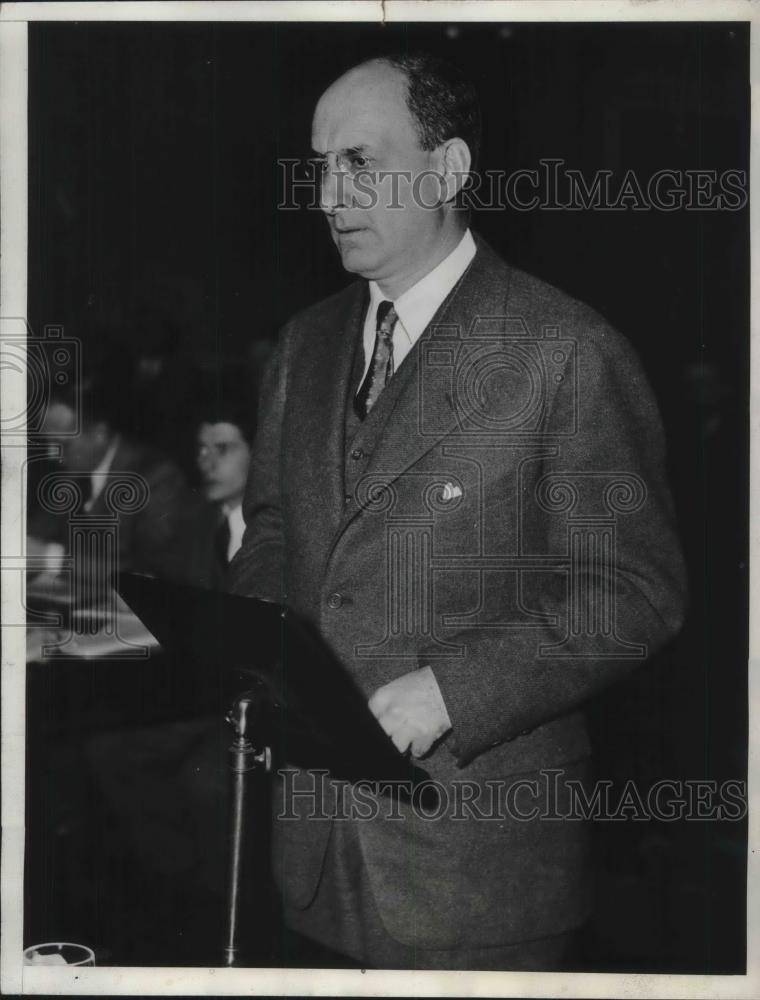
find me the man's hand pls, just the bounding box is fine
[368,665,452,758]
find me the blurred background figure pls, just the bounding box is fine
[27,352,190,584]
[173,367,257,590]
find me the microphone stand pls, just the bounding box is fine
[223,688,271,968]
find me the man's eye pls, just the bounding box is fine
[352,156,370,170]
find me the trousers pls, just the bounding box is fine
[281,817,583,971]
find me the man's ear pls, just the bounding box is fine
[438,137,472,205]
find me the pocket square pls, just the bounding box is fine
[441,482,463,501]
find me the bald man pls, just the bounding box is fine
[230,53,686,970]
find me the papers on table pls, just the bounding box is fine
[26,591,160,662]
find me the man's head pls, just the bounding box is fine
[43,376,122,473]
[194,382,256,508]
[311,53,481,297]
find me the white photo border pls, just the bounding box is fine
[1,2,756,997]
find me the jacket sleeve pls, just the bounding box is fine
[428,320,688,767]
[227,329,289,603]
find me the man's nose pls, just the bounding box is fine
[198,452,216,475]
[320,165,349,213]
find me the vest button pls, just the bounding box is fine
[351,448,364,460]
[344,494,352,504]
[326,592,343,610]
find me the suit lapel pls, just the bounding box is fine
[346,241,512,507]
[291,281,367,536]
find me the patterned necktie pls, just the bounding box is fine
[354,300,398,420]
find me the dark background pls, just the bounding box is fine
[26,20,749,972]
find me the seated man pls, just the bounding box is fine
[28,370,189,585]
[173,378,256,590]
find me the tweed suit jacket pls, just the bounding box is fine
[229,236,687,949]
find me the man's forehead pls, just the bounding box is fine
[311,107,416,154]
[310,122,383,155]
[311,63,415,147]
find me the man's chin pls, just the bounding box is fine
[337,246,383,278]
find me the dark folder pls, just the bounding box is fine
[116,572,431,790]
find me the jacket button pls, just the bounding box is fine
[326,592,343,610]
[344,494,352,504]
[351,448,364,460]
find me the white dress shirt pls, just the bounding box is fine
[85,435,121,511]
[359,228,477,385]
[222,502,246,563]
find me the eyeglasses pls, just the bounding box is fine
[312,152,375,180]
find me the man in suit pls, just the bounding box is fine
[28,374,188,583]
[230,52,687,970]
[174,379,256,591]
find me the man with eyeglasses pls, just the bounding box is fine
[230,52,687,971]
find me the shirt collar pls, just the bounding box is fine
[222,501,244,523]
[222,503,246,561]
[367,228,477,343]
[88,435,120,506]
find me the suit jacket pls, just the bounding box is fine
[171,497,232,592]
[229,236,687,950]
